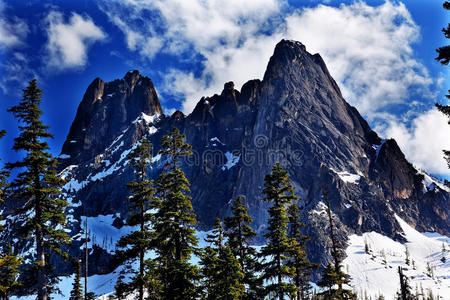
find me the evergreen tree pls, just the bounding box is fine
[0,245,22,300]
[396,266,413,300]
[435,2,450,168]
[200,218,245,300]
[114,272,129,300]
[69,259,83,300]
[317,189,355,299]
[6,79,70,300]
[287,201,317,300]
[115,138,159,300]
[259,163,296,300]
[224,196,262,299]
[0,131,23,299]
[153,128,199,300]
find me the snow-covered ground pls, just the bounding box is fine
[12,215,449,299]
[343,215,450,299]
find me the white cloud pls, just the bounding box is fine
[284,2,433,122]
[44,11,106,70]
[0,1,28,49]
[381,108,450,176]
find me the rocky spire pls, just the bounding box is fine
[60,70,162,167]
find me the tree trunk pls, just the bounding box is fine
[277,252,282,300]
[36,225,47,300]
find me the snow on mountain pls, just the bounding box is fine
[343,215,450,299]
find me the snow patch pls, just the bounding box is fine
[417,169,450,193]
[343,215,450,299]
[331,169,361,184]
[221,151,240,170]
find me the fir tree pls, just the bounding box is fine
[287,201,317,300]
[153,128,199,300]
[396,266,413,300]
[115,138,159,300]
[69,259,83,300]
[317,189,355,299]
[259,163,296,300]
[0,245,22,300]
[6,79,70,300]
[200,218,245,300]
[0,131,23,299]
[435,2,450,168]
[114,272,129,300]
[224,196,262,299]
[405,246,410,266]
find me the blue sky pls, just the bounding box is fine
[0,0,449,177]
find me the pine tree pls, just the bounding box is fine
[114,272,129,300]
[0,130,8,232]
[200,218,245,300]
[69,259,83,300]
[397,266,413,300]
[317,189,355,299]
[153,127,199,300]
[287,201,317,300]
[405,246,410,266]
[6,79,70,300]
[115,138,159,300]
[259,163,296,300]
[0,245,22,300]
[435,2,450,168]
[224,196,262,299]
[0,131,23,300]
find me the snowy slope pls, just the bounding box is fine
[343,215,450,299]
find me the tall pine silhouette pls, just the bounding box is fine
[6,79,70,300]
[317,189,355,299]
[435,2,450,168]
[287,201,317,300]
[200,218,245,300]
[153,127,199,299]
[224,196,262,299]
[260,163,296,300]
[115,138,160,299]
[69,259,83,300]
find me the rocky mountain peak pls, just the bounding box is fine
[59,71,162,168]
[47,40,448,277]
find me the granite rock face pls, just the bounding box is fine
[49,40,449,274]
[60,70,162,166]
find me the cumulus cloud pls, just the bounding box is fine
[284,2,433,122]
[380,108,450,176]
[0,1,28,49]
[44,11,106,70]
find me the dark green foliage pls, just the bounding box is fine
[114,272,129,300]
[153,128,199,300]
[396,266,414,300]
[436,2,450,66]
[259,163,297,300]
[69,259,83,300]
[200,218,245,300]
[436,2,450,167]
[115,138,159,300]
[317,189,355,299]
[224,196,262,299]
[0,130,9,232]
[287,202,317,300]
[0,245,22,300]
[6,79,70,299]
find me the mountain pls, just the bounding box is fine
[4,40,449,295]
